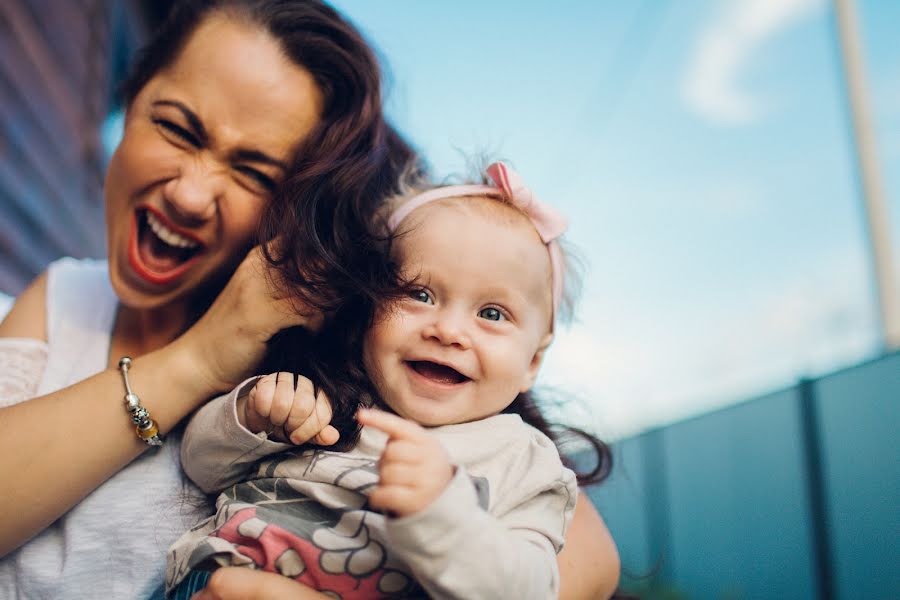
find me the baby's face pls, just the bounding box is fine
[363,197,554,426]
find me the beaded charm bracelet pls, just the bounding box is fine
[118,357,163,446]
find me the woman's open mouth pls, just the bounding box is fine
[407,361,470,386]
[128,208,206,286]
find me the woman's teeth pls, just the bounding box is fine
[146,212,199,249]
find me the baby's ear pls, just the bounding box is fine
[520,333,554,393]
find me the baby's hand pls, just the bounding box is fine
[356,408,454,518]
[240,372,340,446]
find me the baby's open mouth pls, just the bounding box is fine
[407,361,469,385]
[136,209,203,274]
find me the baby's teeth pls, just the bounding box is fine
[146,212,199,249]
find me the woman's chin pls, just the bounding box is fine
[108,253,191,311]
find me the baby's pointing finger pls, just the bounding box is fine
[356,408,425,441]
[380,440,422,464]
[378,463,421,487]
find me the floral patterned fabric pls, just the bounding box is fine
[167,386,577,599]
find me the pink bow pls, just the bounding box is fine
[387,162,568,320]
[484,162,568,245]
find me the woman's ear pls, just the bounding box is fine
[520,333,554,393]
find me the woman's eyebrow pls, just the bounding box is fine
[153,100,208,144]
[232,149,288,171]
[152,99,288,171]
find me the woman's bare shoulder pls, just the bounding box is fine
[0,271,48,341]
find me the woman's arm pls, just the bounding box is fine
[0,296,212,556]
[0,251,314,556]
[558,492,621,600]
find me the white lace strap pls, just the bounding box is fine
[0,292,13,321]
[0,337,49,408]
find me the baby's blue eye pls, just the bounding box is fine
[478,307,504,321]
[411,290,433,304]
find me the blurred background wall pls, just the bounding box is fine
[583,350,898,598]
[1,1,897,598]
[0,0,171,291]
[0,0,111,290]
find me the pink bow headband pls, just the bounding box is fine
[387,162,568,319]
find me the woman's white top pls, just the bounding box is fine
[0,258,208,599]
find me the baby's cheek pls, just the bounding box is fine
[361,336,378,377]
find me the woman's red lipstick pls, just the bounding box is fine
[127,208,204,286]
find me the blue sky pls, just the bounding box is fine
[328,0,900,438]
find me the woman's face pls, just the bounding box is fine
[105,14,323,312]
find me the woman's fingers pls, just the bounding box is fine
[180,246,325,393]
[246,243,323,332]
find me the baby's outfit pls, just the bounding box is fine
[166,378,577,599]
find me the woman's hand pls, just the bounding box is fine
[239,372,339,445]
[177,246,323,395]
[190,568,333,600]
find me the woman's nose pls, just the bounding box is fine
[162,161,223,223]
[423,311,472,349]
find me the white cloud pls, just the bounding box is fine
[539,249,878,440]
[683,0,825,125]
[538,324,656,438]
[691,265,876,396]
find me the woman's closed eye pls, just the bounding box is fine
[153,118,201,147]
[234,165,276,193]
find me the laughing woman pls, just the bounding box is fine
[0,1,618,598]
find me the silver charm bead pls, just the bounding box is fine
[124,393,140,411]
[131,407,150,424]
[118,356,132,369]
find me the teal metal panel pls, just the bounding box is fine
[661,389,818,600]
[583,434,656,581]
[814,352,900,599]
